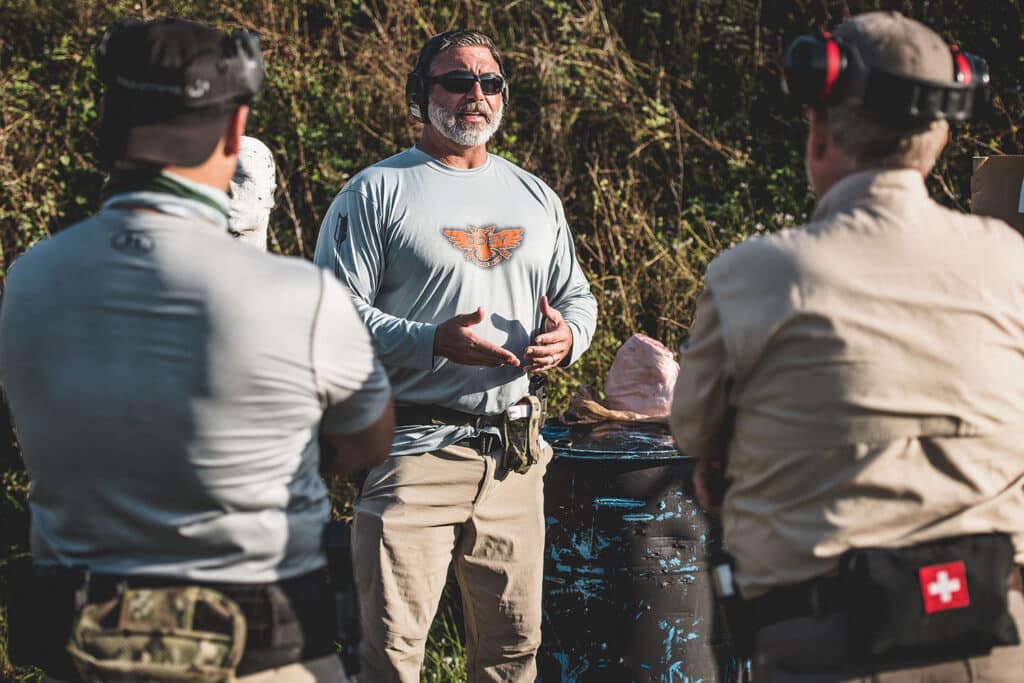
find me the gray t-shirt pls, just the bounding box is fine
[314,147,597,455]
[0,202,390,583]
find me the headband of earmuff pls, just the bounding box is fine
[405,29,509,123]
[782,32,989,125]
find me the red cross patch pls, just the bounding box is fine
[918,561,970,614]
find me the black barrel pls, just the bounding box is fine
[538,420,739,682]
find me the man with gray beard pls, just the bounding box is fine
[313,29,597,683]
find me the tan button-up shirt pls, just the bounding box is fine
[671,169,1024,598]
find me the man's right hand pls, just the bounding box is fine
[433,307,521,367]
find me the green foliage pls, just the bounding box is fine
[421,584,469,682]
[1,0,1022,677]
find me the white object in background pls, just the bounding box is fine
[228,136,277,250]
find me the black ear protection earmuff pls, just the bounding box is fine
[405,29,509,123]
[97,18,265,107]
[97,16,144,85]
[782,32,989,125]
[224,29,266,104]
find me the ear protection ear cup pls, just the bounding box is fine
[782,33,851,107]
[228,30,265,103]
[950,45,975,86]
[97,19,265,105]
[405,30,509,123]
[96,16,144,84]
[783,32,989,124]
[404,71,427,122]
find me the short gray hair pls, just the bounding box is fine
[825,107,948,172]
[425,30,504,76]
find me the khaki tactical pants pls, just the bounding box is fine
[352,441,551,683]
[752,590,1024,681]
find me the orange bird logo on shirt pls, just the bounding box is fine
[443,225,525,268]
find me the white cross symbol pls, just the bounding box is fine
[928,570,962,603]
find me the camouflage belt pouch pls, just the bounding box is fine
[501,395,544,475]
[67,585,247,683]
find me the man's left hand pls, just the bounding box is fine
[523,295,573,373]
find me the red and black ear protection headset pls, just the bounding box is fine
[782,32,989,124]
[405,29,510,123]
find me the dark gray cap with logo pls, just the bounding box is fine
[97,17,264,168]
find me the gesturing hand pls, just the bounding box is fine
[433,307,521,368]
[523,295,573,374]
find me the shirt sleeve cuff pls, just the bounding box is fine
[410,322,440,370]
[563,320,585,366]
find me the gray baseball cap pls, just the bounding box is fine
[835,11,953,85]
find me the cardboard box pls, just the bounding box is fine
[971,155,1024,231]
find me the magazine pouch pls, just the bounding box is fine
[501,395,544,475]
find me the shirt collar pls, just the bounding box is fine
[812,169,929,222]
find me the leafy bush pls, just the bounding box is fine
[2,0,1021,678]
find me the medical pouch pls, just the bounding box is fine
[501,395,544,475]
[838,532,1019,666]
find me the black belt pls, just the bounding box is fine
[395,404,504,429]
[28,566,338,680]
[746,572,847,630]
[456,432,499,453]
[749,565,1024,632]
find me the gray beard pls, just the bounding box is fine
[428,99,503,147]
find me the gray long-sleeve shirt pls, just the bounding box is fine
[315,146,597,455]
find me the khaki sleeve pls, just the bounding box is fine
[670,288,733,461]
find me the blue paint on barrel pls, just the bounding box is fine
[623,513,656,522]
[538,420,740,683]
[594,497,646,509]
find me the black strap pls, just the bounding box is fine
[456,432,498,454]
[394,404,503,429]
[745,572,846,629]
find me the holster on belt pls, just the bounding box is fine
[708,552,756,659]
[501,394,545,475]
[324,519,361,677]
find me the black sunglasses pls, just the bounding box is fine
[427,71,505,96]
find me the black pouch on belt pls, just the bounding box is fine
[708,553,756,659]
[501,395,544,475]
[838,532,1020,665]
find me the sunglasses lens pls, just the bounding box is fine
[435,72,504,96]
[478,75,503,95]
[439,74,475,93]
